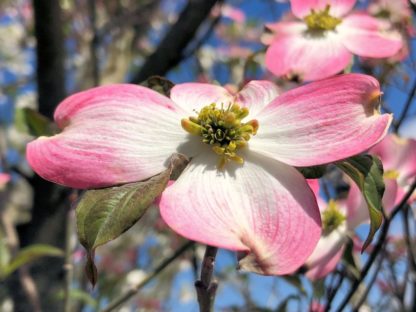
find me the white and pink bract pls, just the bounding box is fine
[27,74,391,275]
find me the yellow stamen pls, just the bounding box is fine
[181,119,202,136]
[304,5,342,31]
[182,102,258,169]
[322,200,346,236]
[384,170,399,180]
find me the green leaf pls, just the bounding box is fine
[85,251,98,288]
[0,237,11,275]
[336,155,385,251]
[15,108,58,136]
[76,169,171,251]
[56,288,98,308]
[342,239,360,279]
[1,244,63,279]
[140,76,175,97]
[76,168,171,286]
[297,164,327,179]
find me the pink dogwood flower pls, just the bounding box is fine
[369,134,416,204]
[305,176,398,280]
[27,74,391,275]
[306,135,416,280]
[368,0,412,25]
[265,0,403,81]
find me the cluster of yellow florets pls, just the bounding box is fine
[304,5,342,31]
[182,103,258,168]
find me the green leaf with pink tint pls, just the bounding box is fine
[76,154,189,286]
[76,169,170,286]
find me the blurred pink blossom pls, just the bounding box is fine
[305,172,398,280]
[0,173,10,190]
[221,4,246,23]
[370,134,416,204]
[265,0,403,81]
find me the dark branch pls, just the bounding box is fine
[88,0,100,86]
[131,0,221,83]
[101,241,194,312]
[8,2,68,311]
[32,0,66,118]
[195,245,218,312]
[392,77,416,133]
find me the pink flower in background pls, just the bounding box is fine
[0,173,10,190]
[265,0,403,81]
[368,0,411,25]
[304,186,349,281]
[306,135,416,280]
[221,4,246,23]
[27,74,390,275]
[310,300,325,312]
[369,134,416,203]
[365,0,413,63]
[305,175,398,280]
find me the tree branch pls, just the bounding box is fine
[131,0,221,83]
[392,77,416,133]
[101,240,194,312]
[195,245,218,312]
[32,0,66,118]
[11,2,68,311]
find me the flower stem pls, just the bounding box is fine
[101,240,194,312]
[393,77,416,133]
[64,206,75,312]
[195,245,218,312]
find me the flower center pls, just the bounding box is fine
[304,5,342,31]
[374,9,391,19]
[384,169,399,180]
[181,103,259,169]
[322,200,346,236]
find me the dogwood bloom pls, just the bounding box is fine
[369,134,416,204]
[27,74,391,275]
[305,177,397,280]
[368,0,411,25]
[306,135,416,279]
[265,0,403,81]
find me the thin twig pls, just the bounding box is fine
[334,178,416,312]
[1,211,41,312]
[387,262,407,311]
[18,267,42,312]
[403,204,416,311]
[403,205,416,269]
[324,268,346,312]
[393,77,416,132]
[195,245,219,312]
[100,240,194,312]
[386,258,402,302]
[64,206,76,312]
[352,251,384,311]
